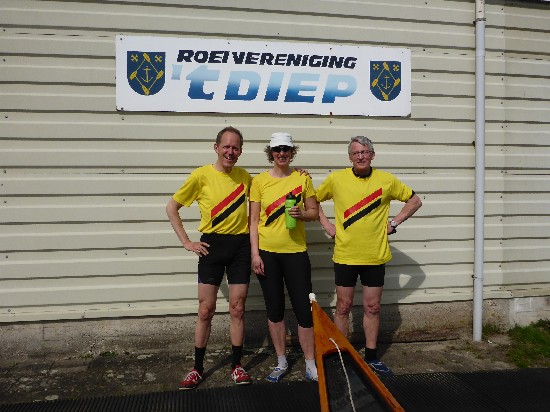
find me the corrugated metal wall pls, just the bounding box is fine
[1,0,549,322]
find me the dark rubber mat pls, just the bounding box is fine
[455,368,550,411]
[380,368,550,412]
[381,372,496,411]
[323,351,390,412]
[0,381,320,412]
[1,369,548,412]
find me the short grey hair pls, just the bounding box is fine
[348,136,374,154]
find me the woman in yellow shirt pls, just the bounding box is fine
[249,132,319,382]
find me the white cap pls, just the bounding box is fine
[270,132,294,148]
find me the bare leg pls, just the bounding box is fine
[362,285,383,349]
[268,319,287,357]
[298,325,315,360]
[334,285,355,337]
[195,283,219,347]
[228,283,249,346]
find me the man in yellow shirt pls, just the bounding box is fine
[166,126,252,389]
[317,136,422,376]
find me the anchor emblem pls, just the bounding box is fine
[127,51,165,96]
[370,61,401,102]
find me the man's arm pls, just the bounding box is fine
[387,194,422,234]
[318,203,336,238]
[166,198,209,256]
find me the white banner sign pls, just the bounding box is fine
[116,35,411,116]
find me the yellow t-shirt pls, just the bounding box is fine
[250,170,315,253]
[172,165,252,234]
[316,168,413,265]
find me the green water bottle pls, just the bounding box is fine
[285,192,297,229]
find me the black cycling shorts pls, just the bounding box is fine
[197,233,251,286]
[334,263,385,287]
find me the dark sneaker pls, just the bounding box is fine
[366,360,394,377]
[231,365,252,385]
[178,369,203,390]
[266,365,288,383]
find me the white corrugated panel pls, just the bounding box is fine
[0,0,549,322]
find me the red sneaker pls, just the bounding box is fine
[231,365,252,385]
[178,369,203,390]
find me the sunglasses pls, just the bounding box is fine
[272,145,292,153]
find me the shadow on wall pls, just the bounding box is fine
[217,237,428,355]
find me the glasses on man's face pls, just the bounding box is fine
[272,145,292,153]
[350,150,373,158]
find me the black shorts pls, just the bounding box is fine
[197,233,251,286]
[334,263,385,287]
[256,250,313,328]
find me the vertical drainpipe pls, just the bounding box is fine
[473,0,486,342]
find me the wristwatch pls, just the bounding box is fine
[390,220,398,233]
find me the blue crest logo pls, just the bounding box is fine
[370,61,401,102]
[127,51,165,96]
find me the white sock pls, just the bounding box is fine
[277,355,288,369]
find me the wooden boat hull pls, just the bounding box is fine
[310,295,404,412]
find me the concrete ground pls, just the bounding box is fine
[0,331,518,406]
